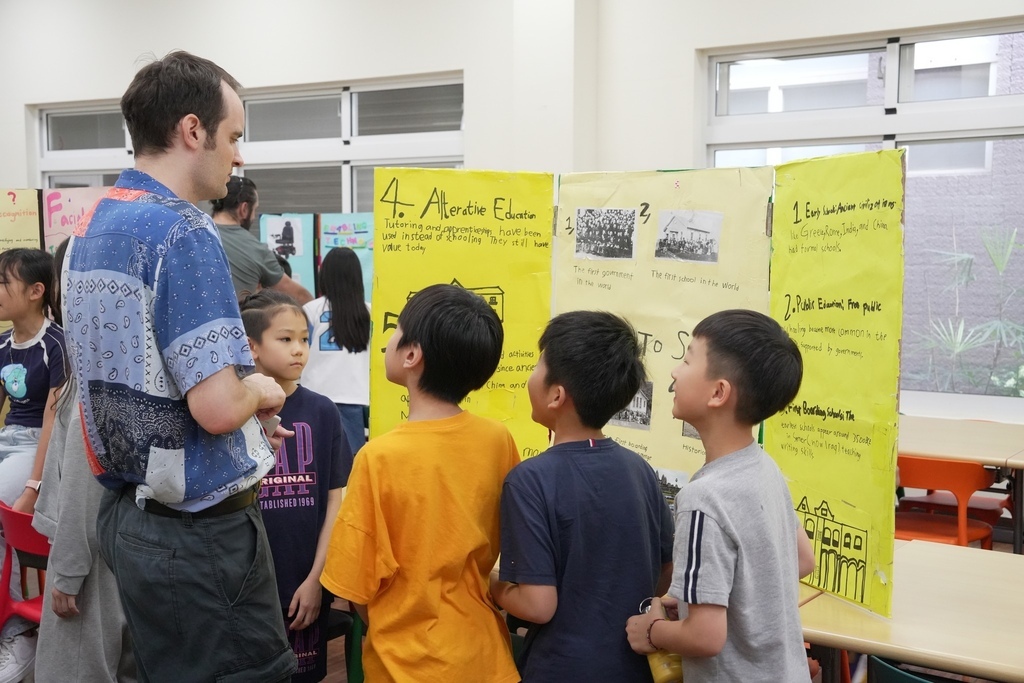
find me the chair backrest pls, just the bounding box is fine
[0,503,51,557]
[897,455,994,545]
[867,656,931,682]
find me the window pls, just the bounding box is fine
[246,97,343,141]
[37,77,464,216]
[46,111,125,151]
[709,27,1024,399]
[354,84,463,135]
[352,160,461,212]
[245,166,343,215]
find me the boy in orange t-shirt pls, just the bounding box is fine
[321,284,520,682]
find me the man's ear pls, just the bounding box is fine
[179,113,204,151]
[707,378,733,409]
[238,201,252,222]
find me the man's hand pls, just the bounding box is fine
[52,588,80,618]
[287,577,322,630]
[243,373,286,418]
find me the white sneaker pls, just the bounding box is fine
[0,632,36,683]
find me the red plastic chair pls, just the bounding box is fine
[895,456,994,549]
[0,502,50,625]
[899,489,1010,527]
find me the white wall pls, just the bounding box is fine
[3,0,1023,183]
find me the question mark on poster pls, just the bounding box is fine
[5,192,14,204]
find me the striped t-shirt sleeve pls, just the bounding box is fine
[670,509,734,607]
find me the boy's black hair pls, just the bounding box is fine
[0,248,56,319]
[320,247,370,353]
[396,284,503,404]
[239,289,308,343]
[538,311,646,429]
[692,309,803,425]
[121,51,240,157]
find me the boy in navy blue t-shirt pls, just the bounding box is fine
[490,311,673,682]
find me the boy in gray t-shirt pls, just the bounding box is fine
[626,310,815,682]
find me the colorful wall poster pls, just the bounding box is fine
[320,212,373,301]
[260,213,316,290]
[0,189,41,252]
[41,186,108,254]
[370,168,554,457]
[765,150,905,617]
[554,168,775,492]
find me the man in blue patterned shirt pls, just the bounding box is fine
[63,52,297,681]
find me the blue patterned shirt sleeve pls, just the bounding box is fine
[156,220,253,395]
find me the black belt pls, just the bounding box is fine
[137,486,258,519]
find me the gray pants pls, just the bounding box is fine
[36,553,136,682]
[98,488,296,683]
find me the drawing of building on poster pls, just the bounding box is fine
[797,495,868,604]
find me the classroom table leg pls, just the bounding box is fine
[1014,469,1023,554]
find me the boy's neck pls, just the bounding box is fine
[548,413,604,446]
[406,384,462,422]
[696,417,757,464]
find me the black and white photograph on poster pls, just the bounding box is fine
[653,466,690,511]
[608,381,653,430]
[655,209,724,263]
[574,207,637,259]
[265,216,304,259]
[681,421,700,440]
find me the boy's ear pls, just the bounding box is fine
[707,378,733,409]
[401,341,423,371]
[247,336,260,361]
[546,383,568,411]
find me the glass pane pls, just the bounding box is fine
[47,112,123,151]
[899,33,1024,102]
[355,85,463,135]
[718,51,885,115]
[246,97,342,141]
[903,139,988,173]
[353,162,461,213]
[47,173,120,188]
[713,142,880,168]
[900,135,1024,396]
[243,167,342,214]
[713,149,768,167]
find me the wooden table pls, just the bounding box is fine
[899,415,1024,552]
[802,541,1024,682]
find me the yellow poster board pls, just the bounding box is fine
[554,168,774,485]
[370,168,554,457]
[0,189,42,252]
[765,150,905,617]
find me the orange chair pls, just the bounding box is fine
[0,502,50,625]
[899,489,1010,527]
[895,456,993,549]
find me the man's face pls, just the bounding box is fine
[199,81,245,202]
